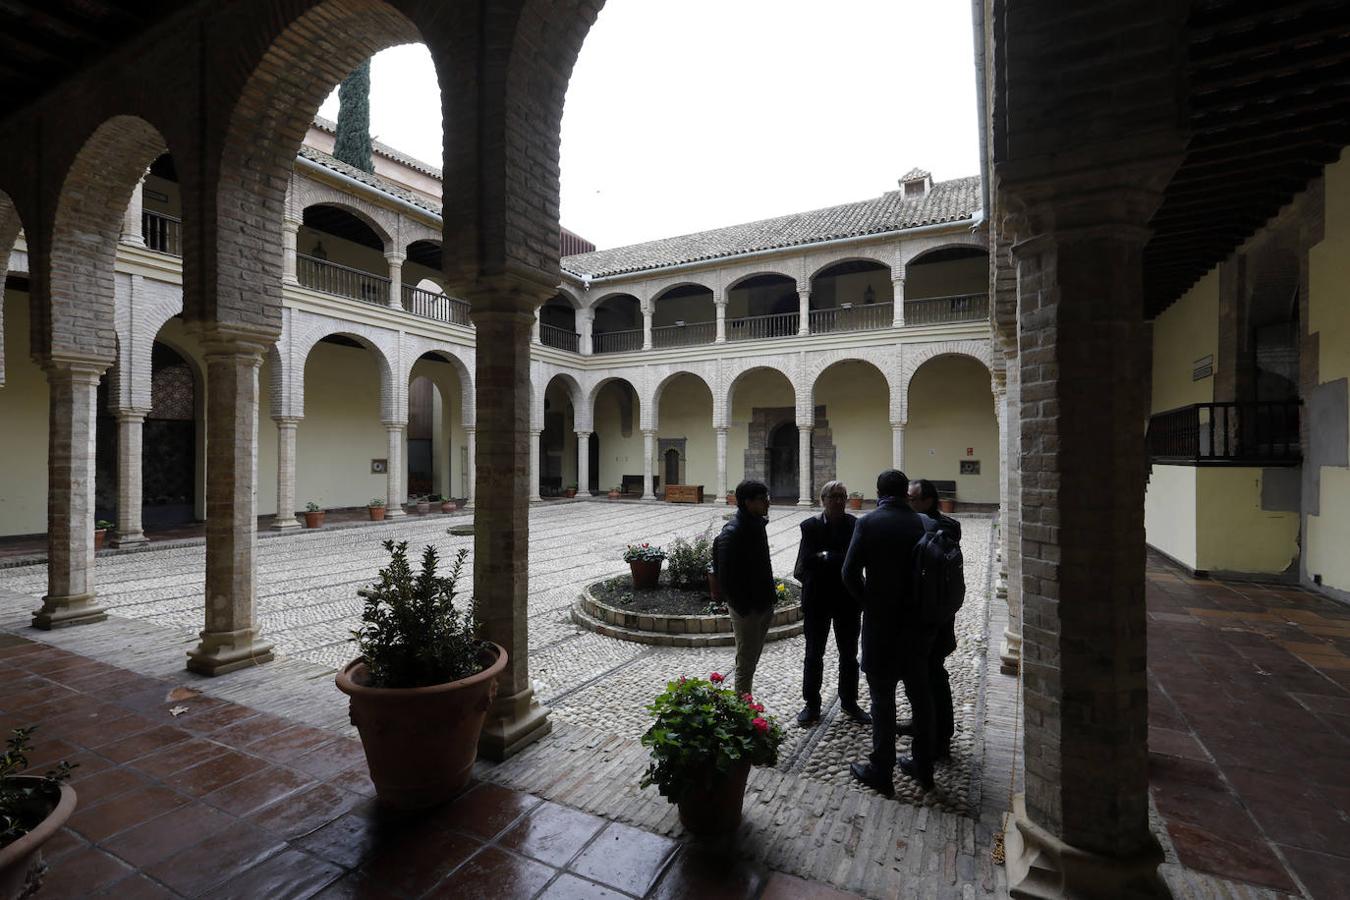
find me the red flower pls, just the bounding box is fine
[642,543,649,548]
[679,676,687,684]
[709,672,724,684]
[752,717,769,733]
[742,693,754,702]
[752,703,765,713]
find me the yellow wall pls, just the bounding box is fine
[1150,267,1218,413]
[905,257,987,300]
[728,368,795,488]
[0,289,49,536]
[815,362,890,500]
[295,342,390,510]
[410,357,465,499]
[905,355,999,502]
[1144,465,1198,570]
[657,375,716,489]
[593,379,643,489]
[1306,151,1350,593]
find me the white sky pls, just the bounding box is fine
[318,0,980,251]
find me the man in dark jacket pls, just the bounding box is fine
[713,480,776,698]
[793,480,870,726]
[907,478,962,763]
[841,469,935,794]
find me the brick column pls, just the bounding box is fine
[715,426,729,502]
[269,416,301,530]
[997,360,1023,675]
[385,252,405,309]
[33,358,108,629]
[281,218,301,286]
[120,173,146,247]
[641,429,656,500]
[528,429,542,501]
[797,288,810,335]
[714,296,727,344]
[384,423,407,516]
[112,409,149,546]
[890,421,905,471]
[578,307,594,355]
[575,431,591,497]
[641,305,653,350]
[464,426,476,510]
[891,275,905,327]
[796,424,813,505]
[186,327,274,675]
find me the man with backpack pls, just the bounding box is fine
[907,478,966,767]
[841,469,934,795]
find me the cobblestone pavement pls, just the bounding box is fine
[0,502,993,817]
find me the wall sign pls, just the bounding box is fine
[960,460,981,475]
[371,459,388,474]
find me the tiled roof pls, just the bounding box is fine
[297,145,443,217]
[560,176,981,278]
[900,167,931,182]
[311,115,443,179]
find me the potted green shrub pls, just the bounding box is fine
[336,542,505,810]
[303,501,324,529]
[848,491,864,511]
[607,485,623,500]
[624,543,666,590]
[93,520,114,550]
[641,674,784,835]
[413,495,431,515]
[667,530,714,594]
[0,727,77,899]
[563,484,578,499]
[440,498,458,513]
[368,498,386,522]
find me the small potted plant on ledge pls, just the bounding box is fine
[563,484,578,499]
[413,495,431,515]
[624,542,666,590]
[303,502,324,529]
[93,520,114,550]
[848,491,864,511]
[336,542,505,810]
[440,497,458,514]
[640,673,784,835]
[0,727,77,899]
[368,498,386,522]
[607,485,623,500]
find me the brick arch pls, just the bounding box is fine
[112,276,185,412]
[295,192,397,252]
[807,253,893,282]
[290,319,400,422]
[803,351,896,421]
[401,337,474,426]
[651,280,716,301]
[723,362,797,429]
[0,189,23,386]
[726,269,798,291]
[899,340,995,423]
[900,236,990,271]
[587,374,643,433]
[541,371,585,431]
[649,368,716,431]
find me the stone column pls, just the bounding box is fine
[528,429,542,501]
[185,327,275,675]
[715,426,729,502]
[120,173,146,247]
[575,431,591,497]
[464,426,477,510]
[890,421,905,471]
[33,358,108,629]
[641,428,656,500]
[996,366,1023,675]
[641,305,653,350]
[531,308,541,344]
[112,409,149,546]
[281,218,301,286]
[470,299,550,760]
[796,424,813,506]
[797,288,810,335]
[385,252,405,309]
[384,423,407,516]
[269,416,302,530]
[891,275,905,327]
[578,307,594,355]
[714,297,727,344]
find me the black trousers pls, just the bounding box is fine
[930,616,957,753]
[801,595,861,709]
[867,627,939,773]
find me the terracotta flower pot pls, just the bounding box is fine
[848,497,863,510]
[336,643,507,810]
[938,498,956,513]
[564,488,577,499]
[707,571,721,601]
[304,511,325,528]
[0,778,77,900]
[441,501,457,513]
[93,529,106,550]
[368,506,386,521]
[415,501,430,515]
[676,760,751,836]
[630,559,662,590]
[726,493,735,505]
[607,490,621,500]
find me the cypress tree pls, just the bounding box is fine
[333,60,374,173]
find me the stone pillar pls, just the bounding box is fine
[384,423,407,516]
[714,298,727,344]
[715,426,729,503]
[797,288,810,335]
[385,252,405,309]
[470,299,550,760]
[528,429,542,501]
[997,364,1023,675]
[112,409,149,546]
[642,305,653,350]
[531,308,541,344]
[185,328,275,675]
[120,173,146,247]
[575,431,591,497]
[796,424,813,506]
[641,429,656,500]
[33,359,108,629]
[281,218,301,286]
[891,276,905,327]
[269,416,302,530]
[464,426,477,510]
[891,421,905,471]
[578,307,594,355]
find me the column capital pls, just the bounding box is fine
[641,428,657,438]
[714,424,728,435]
[191,322,277,361]
[41,353,109,382]
[457,276,553,316]
[281,217,302,234]
[384,251,407,265]
[114,407,151,423]
[529,428,542,438]
[382,420,408,431]
[272,415,303,427]
[574,429,591,438]
[890,420,906,430]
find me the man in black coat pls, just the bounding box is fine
[841,469,936,794]
[793,481,871,726]
[713,479,776,698]
[907,478,962,763]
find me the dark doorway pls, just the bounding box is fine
[767,422,799,502]
[588,433,600,493]
[664,448,680,487]
[143,342,197,528]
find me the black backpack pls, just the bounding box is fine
[912,518,965,624]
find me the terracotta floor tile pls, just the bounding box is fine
[57,710,155,748]
[208,712,297,748]
[499,799,608,867]
[173,700,265,734]
[247,781,364,840]
[201,763,317,817]
[311,870,405,900]
[66,764,152,807]
[101,799,236,868]
[759,872,865,899]
[69,784,192,842]
[164,746,271,797]
[246,723,337,763]
[293,809,387,869]
[1276,844,1350,900]
[1147,727,1208,761]
[199,848,345,900]
[649,844,767,900]
[1223,766,1350,853]
[130,736,230,779]
[425,846,556,899]
[143,818,287,896]
[1164,820,1295,893]
[97,724,194,764]
[537,873,636,899]
[288,737,367,779]
[568,821,680,896]
[359,822,484,896]
[327,763,376,798]
[42,825,88,861]
[35,844,135,897]
[434,781,541,840]
[87,873,179,899]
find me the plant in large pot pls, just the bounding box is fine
[368,498,386,521]
[624,543,666,590]
[1,727,77,900]
[640,673,784,836]
[336,541,505,810]
[304,501,325,528]
[667,530,715,597]
[847,491,864,511]
[93,520,114,551]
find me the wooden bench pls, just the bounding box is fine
[665,484,704,504]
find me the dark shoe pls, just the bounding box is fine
[796,705,821,726]
[840,703,873,725]
[849,761,894,796]
[898,755,935,791]
[895,718,915,737]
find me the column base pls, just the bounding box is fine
[1000,629,1023,675]
[478,685,552,762]
[640,495,656,503]
[110,533,148,548]
[574,491,591,499]
[1004,795,1168,899]
[385,507,407,519]
[796,498,813,507]
[32,593,107,630]
[186,628,275,676]
[268,516,301,531]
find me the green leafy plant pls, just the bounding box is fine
[848,491,863,499]
[640,674,784,803]
[368,498,385,508]
[305,501,322,512]
[666,530,714,588]
[94,520,114,531]
[428,494,442,503]
[1,727,75,849]
[623,543,666,563]
[350,541,486,688]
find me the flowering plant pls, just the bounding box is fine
[774,579,789,603]
[639,673,785,804]
[623,543,667,563]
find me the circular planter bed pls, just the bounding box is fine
[572,574,803,647]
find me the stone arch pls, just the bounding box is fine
[293,184,396,251]
[0,189,24,386]
[552,286,583,309]
[724,362,797,429]
[651,280,716,301]
[899,234,990,271]
[807,253,893,282]
[290,318,400,422]
[726,269,798,291]
[899,340,995,423]
[541,371,585,432]
[588,374,643,432]
[400,336,474,426]
[649,368,716,431]
[804,351,896,421]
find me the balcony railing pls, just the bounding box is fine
[143,211,181,256]
[1147,401,1301,465]
[593,328,643,354]
[297,254,390,305]
[809,302,893,334]
[540,323,579,352]
[727,311,799,342]
[652,321,715,348]
[402,285,472,327]
[904,293,989,326]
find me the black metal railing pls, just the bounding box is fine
[401,285,472,326]
[727,311,800,342]
[1147,401,1301,464]
[297,254,390,305]
[903,293,988,325]
[142,211,182,256]
[540,323,579,352]
[809,302,894,334]
[593,328,643,354]
[652,321,715,348]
